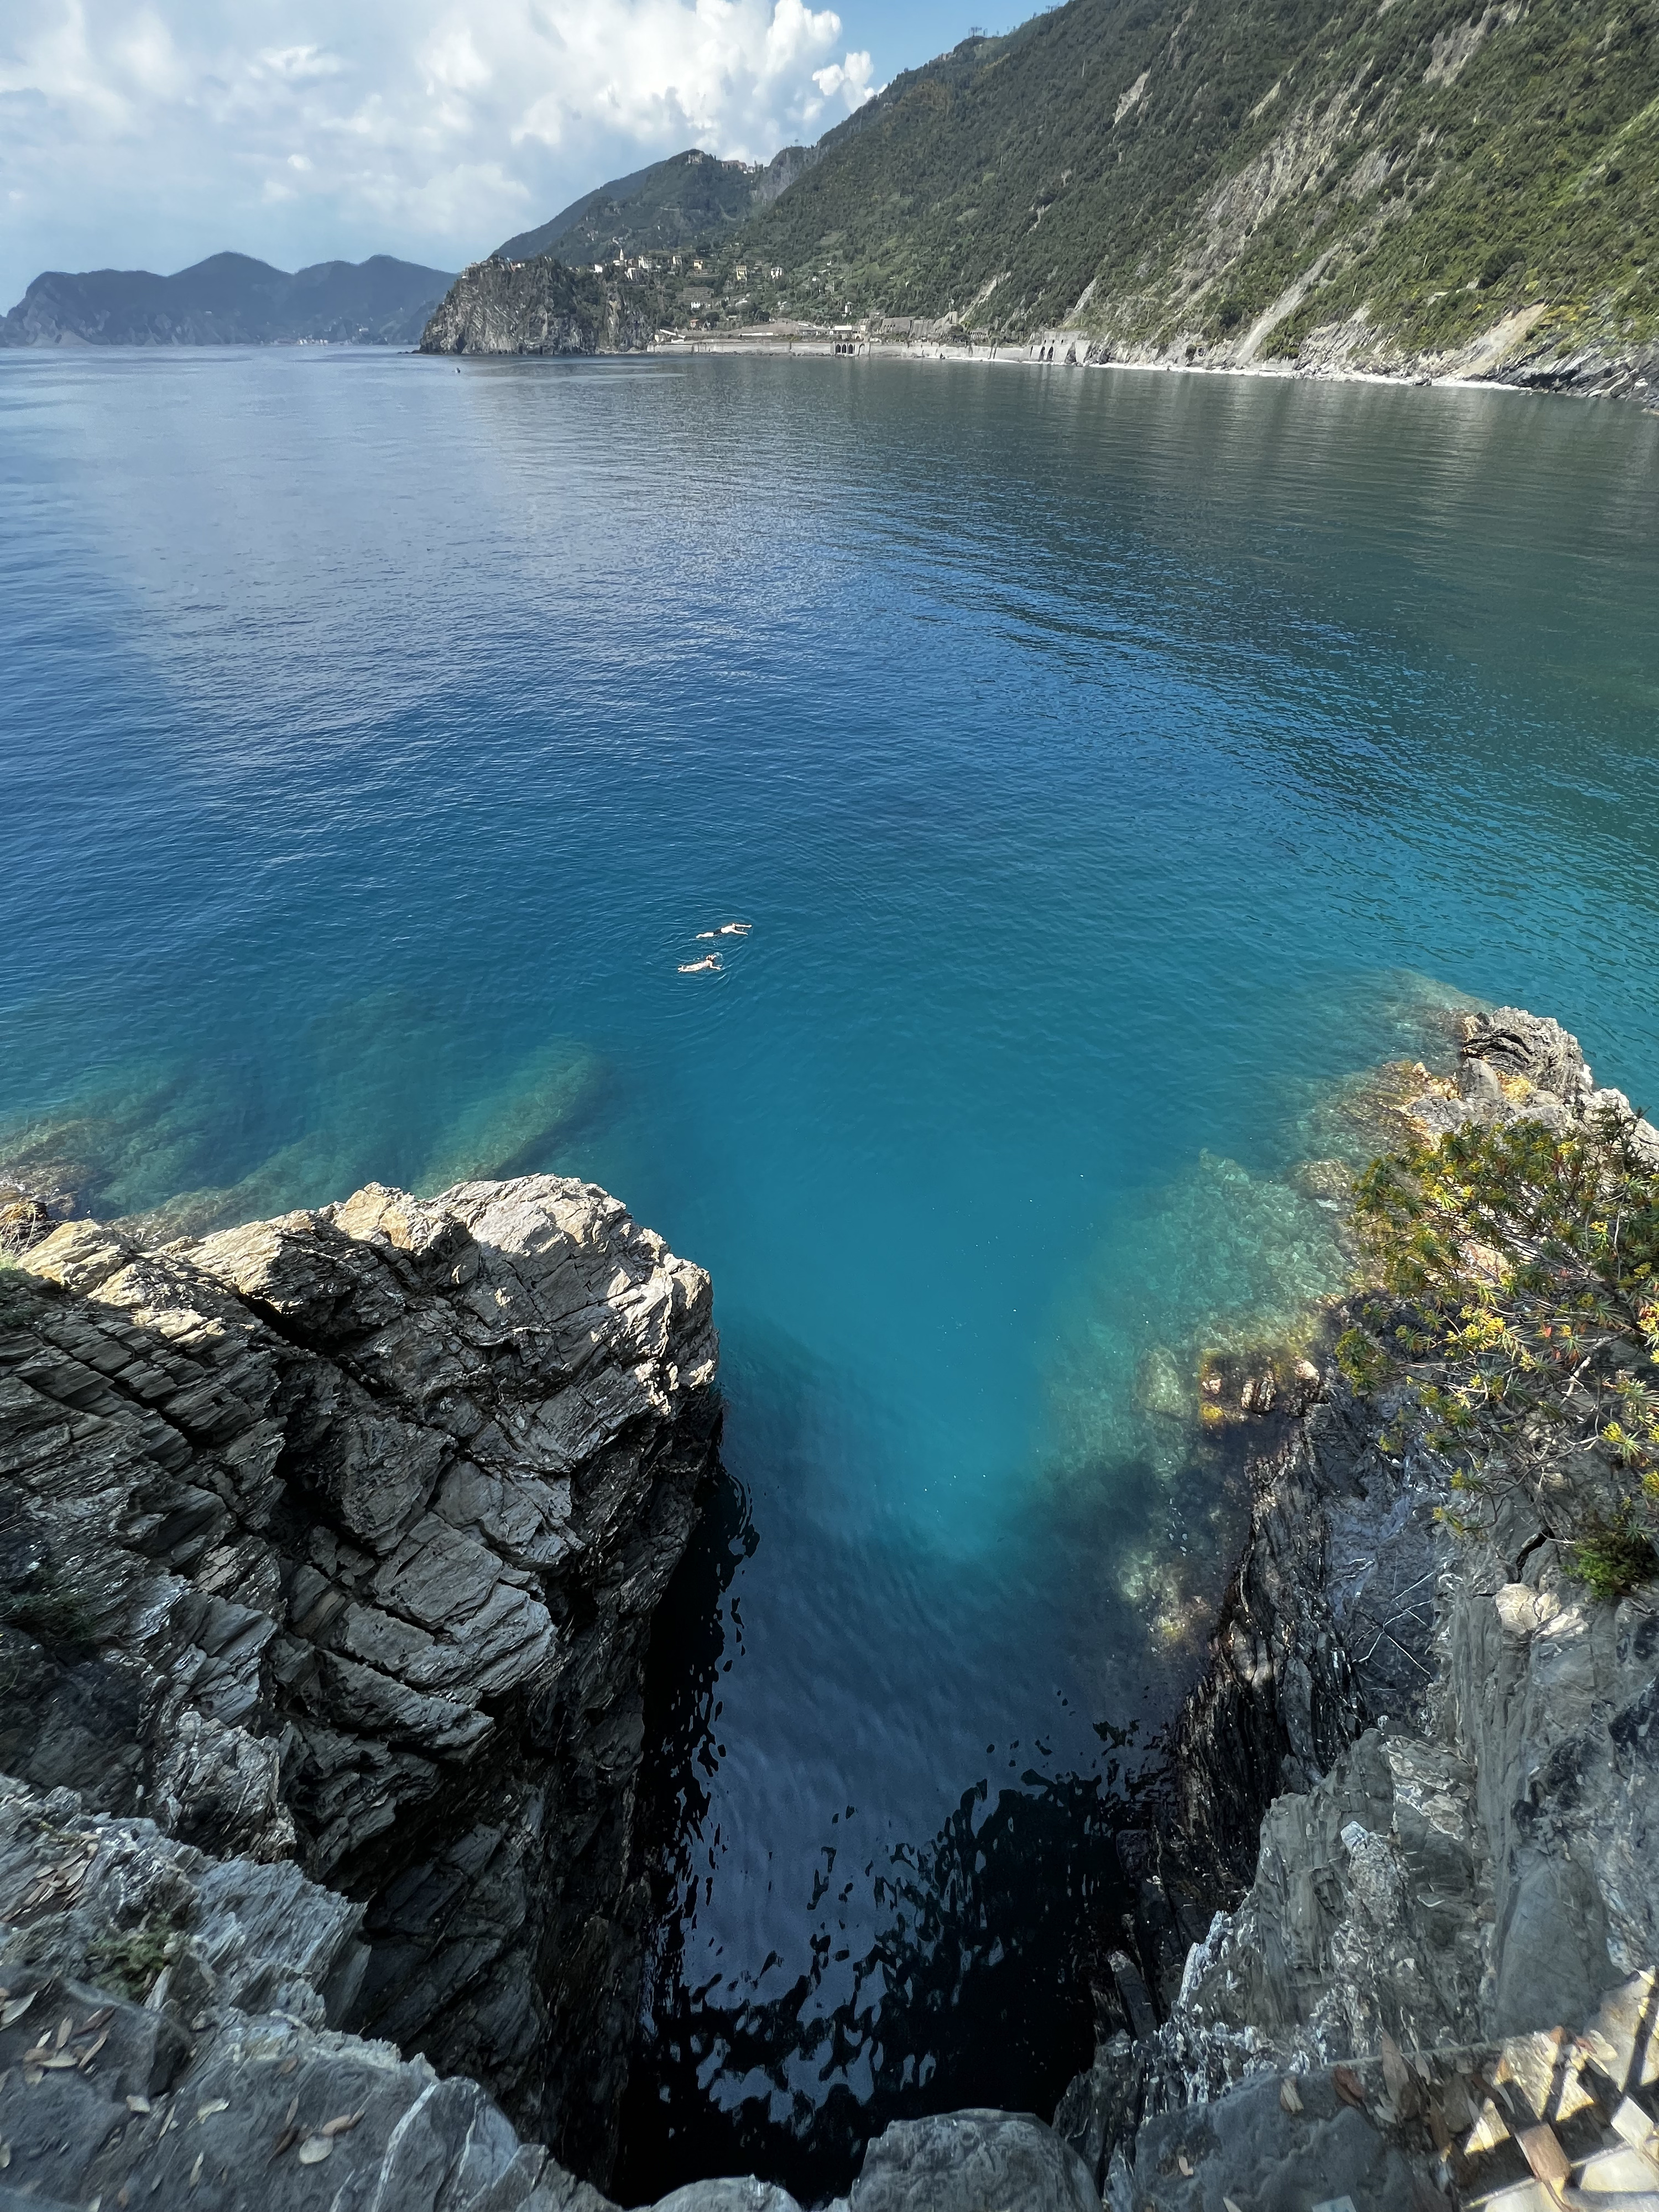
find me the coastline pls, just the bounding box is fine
[646,326,1659,411]
[1055,1006,1659,2209]
[2,1007,1657,2210]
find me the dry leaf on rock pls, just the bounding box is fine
[1517,2124,1570,2184]
[1333,2064,1367,2110]
[1380,2031,1420,2118]
[297,2135,333,2164]
[1280,2075,1304,2114]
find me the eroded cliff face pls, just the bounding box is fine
[1058,1010,1659,2209]
[0,1173,719,2182]
[419,259,660,356]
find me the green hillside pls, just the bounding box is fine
[702,0,1658,376]
[495,145,815,264]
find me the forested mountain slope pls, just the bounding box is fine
[495,145,817,264]
[715,0,1658,387]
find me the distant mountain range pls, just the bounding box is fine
[0,253,455,348]
[492,144,817,266]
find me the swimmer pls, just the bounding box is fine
[716,921,752,936]
[678,954,722,973]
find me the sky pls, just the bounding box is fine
[0,0,1006,306]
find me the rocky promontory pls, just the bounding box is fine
[0,1174,718,2189]
[419,259,661,357]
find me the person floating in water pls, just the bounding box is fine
[695,921,753,939]
[679,954,722,973]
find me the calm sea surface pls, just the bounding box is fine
[4,349,1658,2195]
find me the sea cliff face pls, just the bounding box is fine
[1058,1009,1659,2209]
[3,1016,1656,2212]
[419,259,660,357]
[0,1174,718,2185]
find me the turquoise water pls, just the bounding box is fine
[4,349,1659,2187]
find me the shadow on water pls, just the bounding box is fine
[620,1468,1145,2206]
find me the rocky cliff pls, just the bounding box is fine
[419,260,662,357]
[0,1173,719,2185]
[4,1019,1656,2212]
[1057,1008,1659,2208]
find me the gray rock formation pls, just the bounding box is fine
[849,2109,1100,2212]
[0,1772,624,2211]
[420,259,660,356]
[1057,1008,1659,2209]
[0,1173,719,2181]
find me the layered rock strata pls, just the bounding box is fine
[1057,1009,1659,2208]
[0,1173,719,2182]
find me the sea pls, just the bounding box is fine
[3,347,1658,2199]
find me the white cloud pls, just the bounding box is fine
[0,0,885,304]
[808,47,877,119]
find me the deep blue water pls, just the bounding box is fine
[3,348,1658,2193]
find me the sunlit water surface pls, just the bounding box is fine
[3,349,1658,2198]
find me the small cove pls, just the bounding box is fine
[3,347,1658,2198]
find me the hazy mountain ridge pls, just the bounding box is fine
[0,251,456,348]
[680,0,1659,390]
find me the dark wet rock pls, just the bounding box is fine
[851,2109,1100,2212]
[0,1173,719,2182]
[1129,2069,1423,2212]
